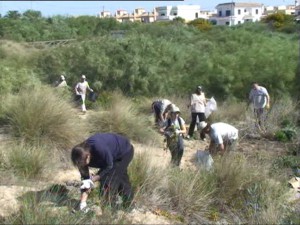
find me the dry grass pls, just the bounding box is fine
[2,85,87,149]
[88,91,161,145]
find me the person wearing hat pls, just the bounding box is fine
[198,121,238,155]
[186,85,207,140]
[75,74,93,113]
[55,75,68,87]
[160,106,187,167]
[248,82,270,132]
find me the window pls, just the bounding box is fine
[238,21,241,24]
[225,10,231,16]
[256,9,258,14]
[195,12,198,18]
[244,9,247,12]
[173,13,177,16]
[160,13,165,16]
[238,9,241,15]
[219,11,222,16]
[226,21,230,25]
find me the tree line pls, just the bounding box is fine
[0,10,299,101]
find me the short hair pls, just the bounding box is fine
[71,142,90,167]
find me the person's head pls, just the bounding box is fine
[81,74,86,81]
[60,75,65,81]
[196,85,202,94]
[252,82,259,90]
[198,121,210,133]
[170,106,180,118]
[71,142,91,168]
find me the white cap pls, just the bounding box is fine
[60,75,65,80]
[198,121,208,130]
[171,106,180,113]
[81,75,86,79]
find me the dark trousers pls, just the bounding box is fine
[152,101,162,123]
[188,112,206,139]
[168,135,184,166]
[99,146,134,206]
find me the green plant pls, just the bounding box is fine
[88,91,160,145]
[3,143,49,179]
[3,85,87,149]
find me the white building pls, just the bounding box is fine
[98,11,112,18]
[210,2,264,26]
[155,5,205,22]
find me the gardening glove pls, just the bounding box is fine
[175,130,181,135]
[80,179,94,190]
[266,103,270,109]
[90,89,94,92]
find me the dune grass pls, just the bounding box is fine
[88,91,161,145]
[2,85,87,149]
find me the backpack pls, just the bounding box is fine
[166,117,183,130]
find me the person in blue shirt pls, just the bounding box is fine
[71,133,134,212]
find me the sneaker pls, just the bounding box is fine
[201,138,207,142]
[185,135,191,140]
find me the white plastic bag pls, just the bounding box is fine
[205,97,217,118]
[196,150,214,171]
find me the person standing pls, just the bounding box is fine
[160,106,187,167]
[71,133,134,212]
[248,82,270,131]
[187,86,207,140]
[198,121,238,156]
[75,75,93,113]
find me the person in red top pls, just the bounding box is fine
[71,133,134,212]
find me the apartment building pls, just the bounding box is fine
[155,5,204,22]
[209,2,264,26]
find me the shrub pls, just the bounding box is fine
[3,85,87,149]
[1,143,49,179]
[88,91,160,145]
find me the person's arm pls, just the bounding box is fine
[75,83,80,95]
[266,93,270,108]
[86,82,93,92]
[203,93,207,106]
[218,143,225,155]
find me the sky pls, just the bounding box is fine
[0,0,295,17]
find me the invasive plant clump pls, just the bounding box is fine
[3,85,87,149]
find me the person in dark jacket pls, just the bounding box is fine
[71,133,134,212]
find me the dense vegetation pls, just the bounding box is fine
[0,10,299,101]
[0,10,299,224]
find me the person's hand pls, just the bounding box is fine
[266,103,270,109]
[80,179,94,190]
[90,89,94,92]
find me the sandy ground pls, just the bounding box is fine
[0,113,297,223]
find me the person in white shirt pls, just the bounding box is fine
[55,75,68,88]
[198,121,238,155]
[249,82,270,130]
[75,75,93,113]
[151,99,173,125]
[187,86,207,140]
